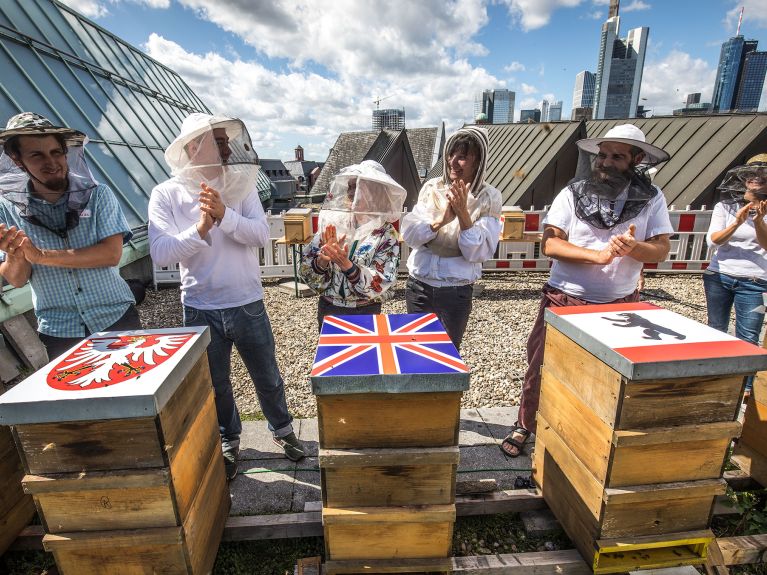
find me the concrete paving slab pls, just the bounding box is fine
[458,444,532,491]
[459,408,494,446]
[477,407,520,441]
[297,418,319,457]
[292,457,322,513]
[239,420,284,461]
[229,458,296,516]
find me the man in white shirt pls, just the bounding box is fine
[149,114,304,479]
[501,124,674,457]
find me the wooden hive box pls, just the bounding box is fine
[0,327,230,574]
[284,207,313,243]
[501,206,525,240]
[311,312,469,564]
[0,425,35,556]
[533,302,767,574]
[732,370,767,485]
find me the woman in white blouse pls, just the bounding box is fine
[704,154,767,390]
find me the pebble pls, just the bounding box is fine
[138,272,710,418]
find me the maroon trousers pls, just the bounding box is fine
[517,284,639,434]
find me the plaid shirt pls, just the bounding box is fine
[0,184,135,337]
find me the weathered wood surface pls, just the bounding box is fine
[318,446,459,467]
[325,521,454,561]
[0,425,34,555]
[1,315,47,370]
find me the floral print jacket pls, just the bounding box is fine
[299,222,400,307]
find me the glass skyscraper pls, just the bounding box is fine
[735,50,767,112]
[474,89,514,124]
[0,0,210,228]
[572,71,595,109]
[711,36,758,112]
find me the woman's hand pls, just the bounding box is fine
[735,202,751,225]
[448,179,473,230]
[753,199,767,221]
[431,203,456,232]
[320,236,353,272]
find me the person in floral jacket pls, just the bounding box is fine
[300,161,406,329]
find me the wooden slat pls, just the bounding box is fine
[1,315,47,370]
[43,526,183,550]
[0,493,35,557]
[22,468,170,493]
[730,442,767,487]
[322,504,455,525]
[613,421,742,447]
[317,392,460,448]
[319,445,459,467]
[14,417,164,474]
[224,512,323,542]
[717,534,767,565]
[603,478,727,504]
[739,390,767,459]
[325,521,453,561]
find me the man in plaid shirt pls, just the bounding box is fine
[0,113,140,359]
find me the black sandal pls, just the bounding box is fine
[500,423,531,458]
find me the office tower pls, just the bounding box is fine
[593,11,649,119]
[686,93,701,106]
[547,100,563,122]
[473,89,515,124]
[372,108,405,130]
[520,109,541,123]
[572,71,596,112]
[540,100,549,122]
[712,36,758,112]
[735,50,767,112]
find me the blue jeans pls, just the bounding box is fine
[183,300,293,452]
[704,270,767,391]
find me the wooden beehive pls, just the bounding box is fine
[311,313,469,569]
[0,327,229,574]
[731,370,767,486]
[284,207,313,242]
[532,302,767,574]
[501,206,525,240]
[0,425,35,556]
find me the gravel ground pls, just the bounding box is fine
[138,272,709,419]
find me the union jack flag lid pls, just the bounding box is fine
[311,313,470,396]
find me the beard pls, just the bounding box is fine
[41,176,68,192]
[590,165,632,199]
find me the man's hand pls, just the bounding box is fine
[196,209,214,239]
[199,182,226,221]
[19,237,45,265]
[0,224,27,261]
[609,224,638,257]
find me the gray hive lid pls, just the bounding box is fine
[0,326,210,425]
[544,302,767,381]
[311,313,470,395]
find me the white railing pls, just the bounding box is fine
[153,207,715,286]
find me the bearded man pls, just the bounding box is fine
[0,113,139,359]
[501,124,674,457]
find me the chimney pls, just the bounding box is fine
[295,144,304,162]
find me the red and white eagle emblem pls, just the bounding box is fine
[46,332,196,391]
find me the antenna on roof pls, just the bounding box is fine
[736,6,744,36]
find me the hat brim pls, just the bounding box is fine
[335,171,407,194]
[165,118,244,168]
[576,137,670,165]
[0,126,86,147]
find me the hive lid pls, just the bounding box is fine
[545,302,767,380]
[311,313,470,395]
[0,326,210,424]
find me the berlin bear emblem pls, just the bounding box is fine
[46,332,196,391]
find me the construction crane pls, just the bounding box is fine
[373,94,395,110]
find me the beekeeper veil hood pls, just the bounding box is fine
[0,112,96,236]
[165,113,260,203]
[441,126,489,193]
[717,153,767,206]
[318,160,406,243]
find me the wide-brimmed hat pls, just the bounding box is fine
[164,113,247,170]
[576,124,670,166]
[334,160,405,192]
[746,153,767,167]
[0,112,86,147]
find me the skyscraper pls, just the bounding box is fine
[473,89,515,124]
[372,108,405,130]
[548,101,563,122]
[540,100,549,122]
[735,50,767,112]
[593,10,648,119]
[572,71,596,114]
[711,36,758,112]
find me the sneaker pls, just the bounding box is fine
[273,432,306,461]
[222,450,239,480]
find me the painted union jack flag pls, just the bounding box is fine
[311,313,469,377]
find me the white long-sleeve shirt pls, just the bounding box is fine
[148,178,269,309]
[706,201,767,281]
[401,186,502,286]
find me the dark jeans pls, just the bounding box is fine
[405,276,473,350]
[317,297,382,331]
[39,304,142,360]
[183,300,293,453]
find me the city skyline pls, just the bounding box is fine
[59,0,767,161]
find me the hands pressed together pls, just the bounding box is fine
[317,224,353,272]
[196,182,226,238]
[432,179,472,232]
[595,224,638,265]
[0,223,44,264]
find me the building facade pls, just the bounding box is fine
[735,50,767,112]
[546,100,563,122]
[712,36,758,112]
[372,108,405,131]
[572,70,595,118]
[474,89,514,124]
[520,109,541,123]
[593,15,648,119]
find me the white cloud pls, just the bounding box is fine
[639,50,716,116]
[622,1,651,12]
[498,0,583,31]
[505,61,526,72]
[725,1,767,32]
[520,83,538,95]
[58,0,109,18]
[586,10,603,19]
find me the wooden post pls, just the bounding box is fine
[533,302,767,574]
[0,327,229,574]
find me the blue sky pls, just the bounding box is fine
[62,0,767,162]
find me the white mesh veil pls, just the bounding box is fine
[165,113,260,204]
[318,160,406,242]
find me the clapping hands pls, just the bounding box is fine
[318,224,353,272]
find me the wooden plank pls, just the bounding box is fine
[456,478,497,495]
[0,492,35,557]
[539,367,614,483]
[323,463,456,507]
[1,314,47,369]
[603,478,727,504]
[739,392,767,459]
[730,442,767,487]
[167,391,220,521]
[618,375,743,429]
[322,504,455,525]
[0,344,21,383]
[296,556,322,575]
[325,521,453,560]
[317,392,460,448]
[723,469,762,491]
[717,534,767,565]
[594,530,714,575]
[704,538,730,575]
[0,426,27,517]
[182,440,230,575]
[324,550,590,574]
[223,512,323,542]
[542,326,624,427]
[22,468,170,493]
[613,421,742,447]
[601,494,716,538]
[319,445,459,467]
[14,417,165,474]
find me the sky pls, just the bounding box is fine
[60,0,767,162]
